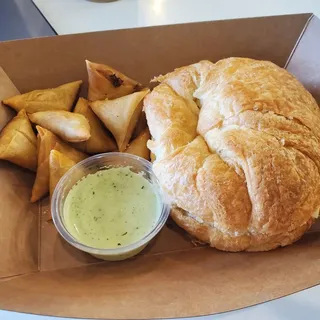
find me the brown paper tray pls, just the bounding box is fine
[0,13,319,319]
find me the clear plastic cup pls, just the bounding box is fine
[51,152,170,261]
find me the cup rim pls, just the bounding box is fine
[51,152,170,256]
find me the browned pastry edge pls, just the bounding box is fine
[171,206,314,252]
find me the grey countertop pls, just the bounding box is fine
[0,0,55,42]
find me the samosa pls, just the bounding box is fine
[90,90,149,151]
[2,80,82,113]
[131,89,150,139]
[150,151,156,163]
[31,126,87,202]
[0,109,37,171]
[72,98,116,153]
[49,150,78,198]
[132,111,148,139]
[125,128,150,160]
[86,60,142,101]
[29,110,91,143]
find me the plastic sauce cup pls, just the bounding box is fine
[51,152,170,261]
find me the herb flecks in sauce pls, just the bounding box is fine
[63,167,161,249]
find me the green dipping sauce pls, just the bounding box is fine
[63,167,161,249]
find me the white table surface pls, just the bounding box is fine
[4,0,320,319]
[32,0,320,35]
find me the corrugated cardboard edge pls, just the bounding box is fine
[285,14,320,103]
[284,14,315,69]
[0,234,320,320]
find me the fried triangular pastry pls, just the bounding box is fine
[72,98,116,153]
[90,90,149,151]
[132,111,148,139]
[31,126,87,202]
[29,110,90,143]
[49,150,78,198]
[3,80,82,113]
[125,128,150,160]
[86,60,142,101]
[0,109,37,171]
[150,151,156,162]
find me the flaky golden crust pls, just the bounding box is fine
[144,58,320,252]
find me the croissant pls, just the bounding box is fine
[144,58,320,252]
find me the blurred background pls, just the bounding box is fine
[1,0,320,41]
